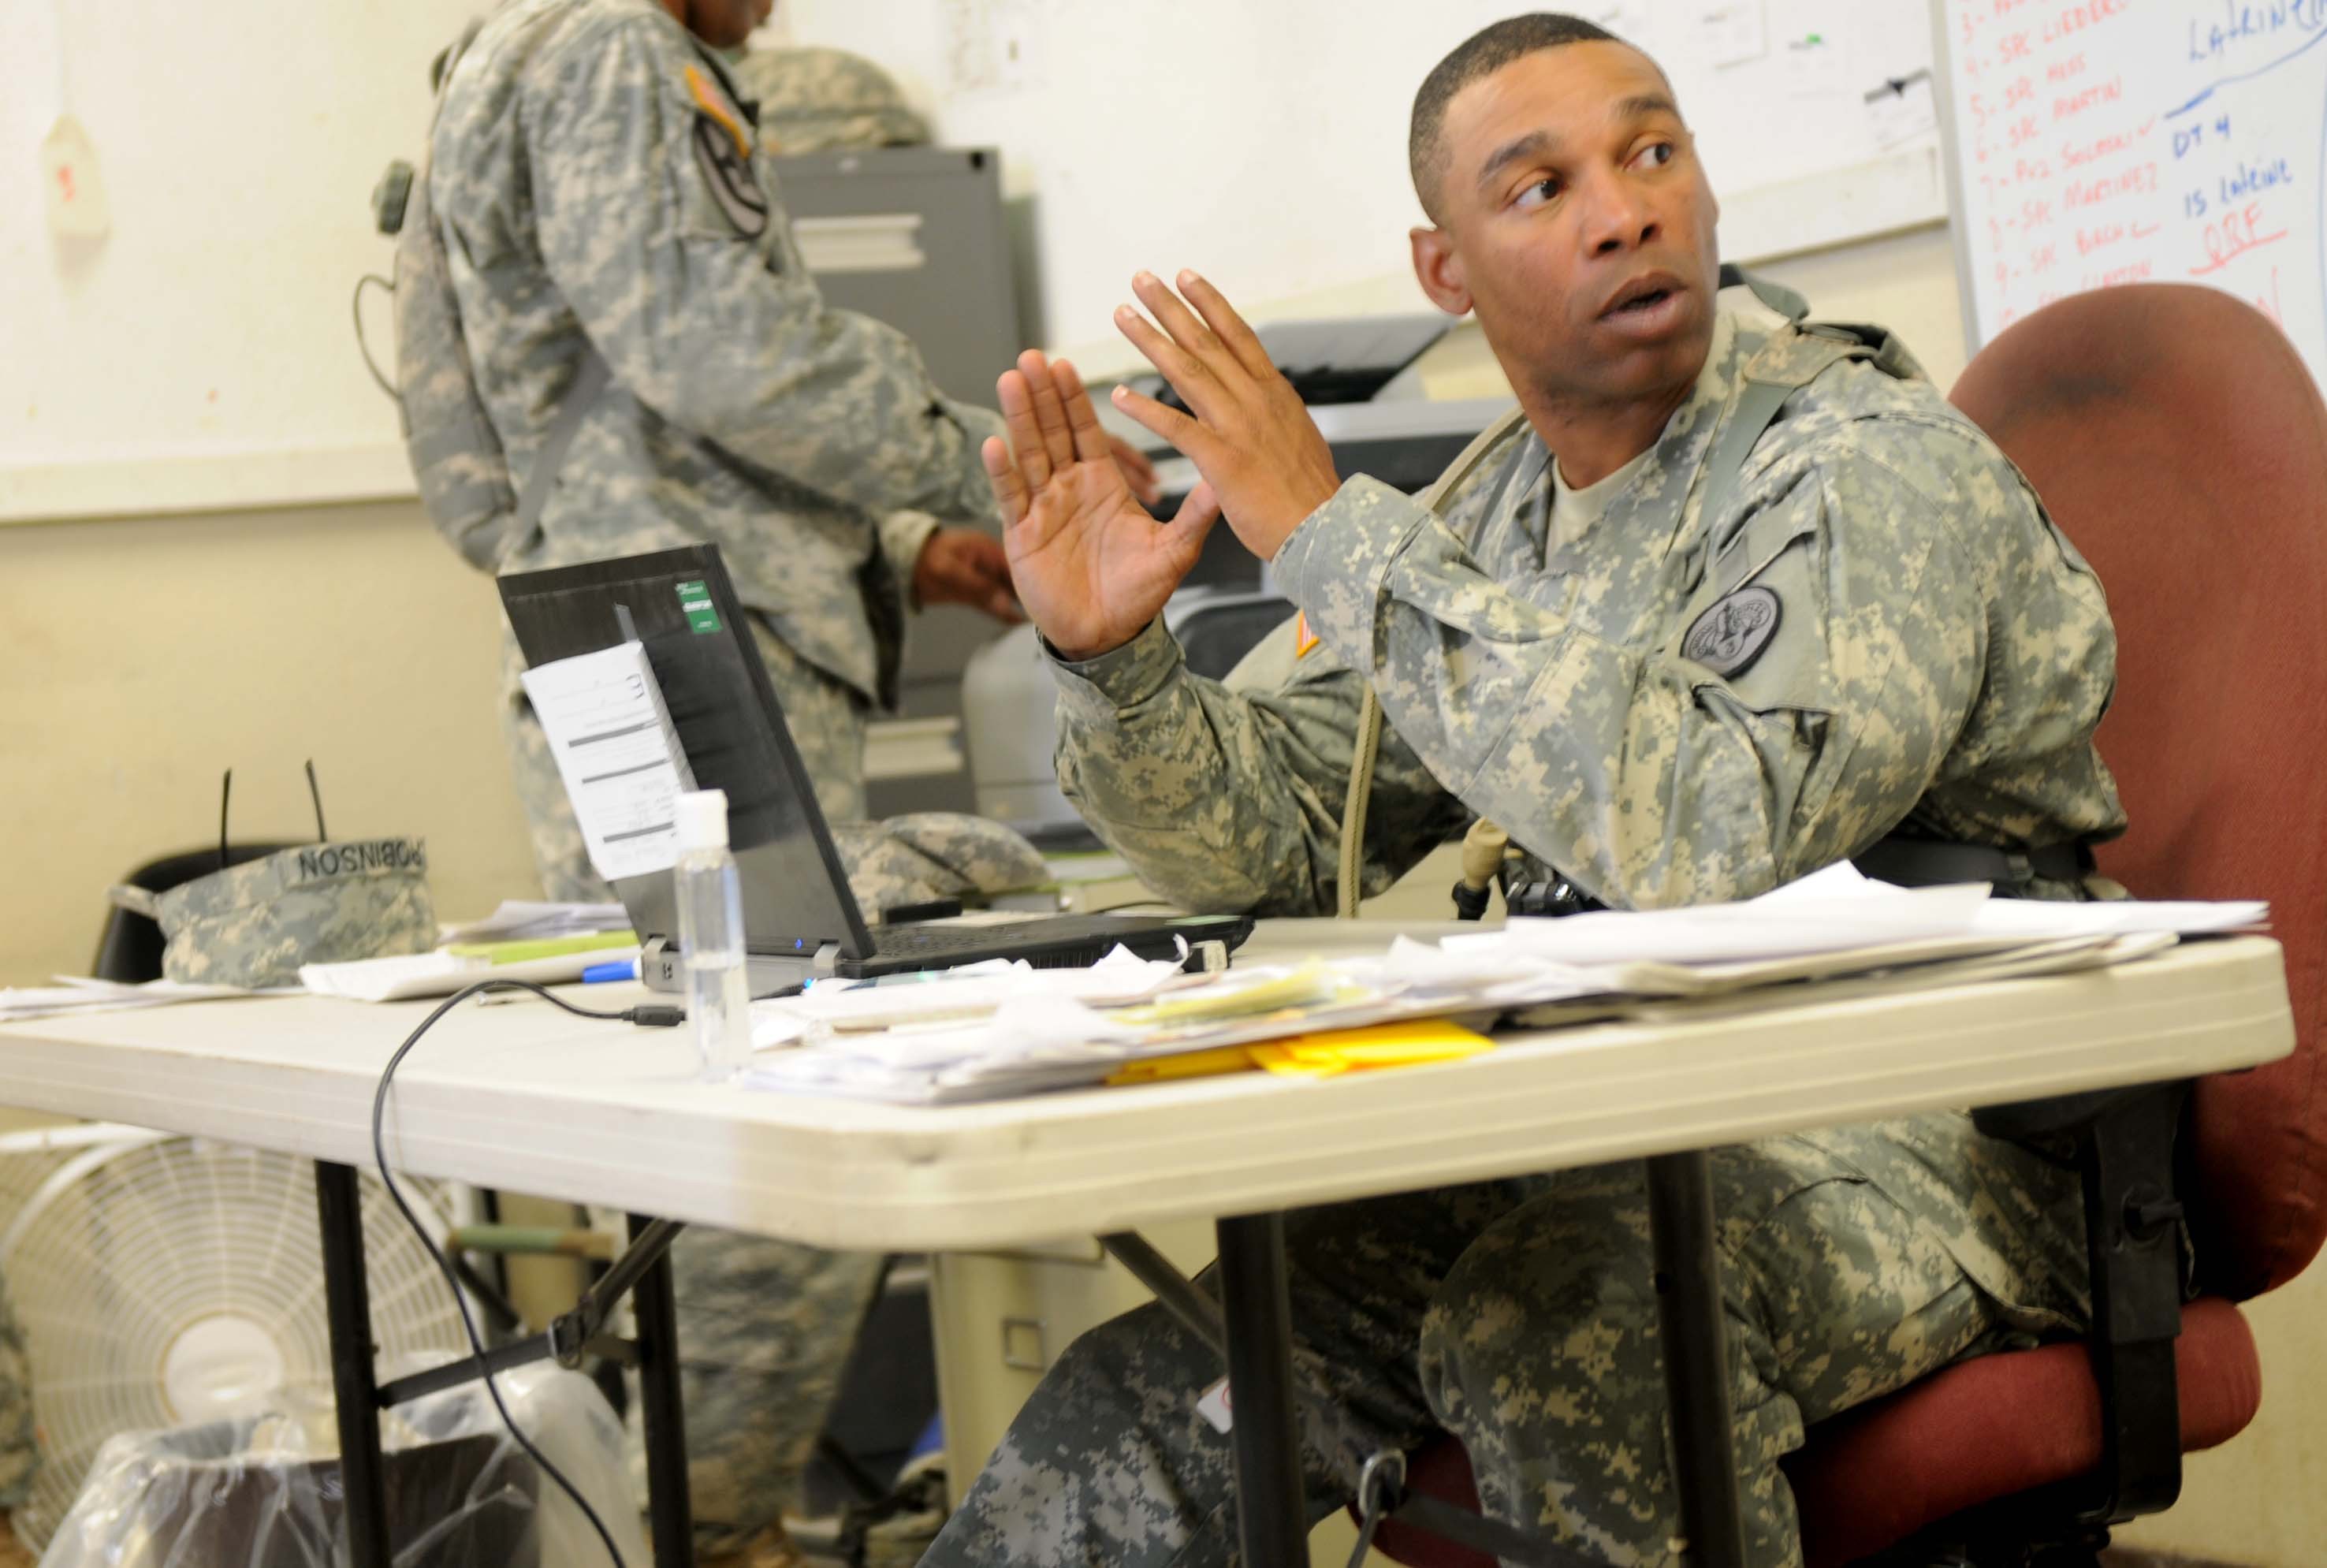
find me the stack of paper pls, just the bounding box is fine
[736,864,2269,1105]
[300,940,639,1003]
[442,900,631,945]
[0,978,266,1023]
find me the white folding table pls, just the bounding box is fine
[0,932,2292,1568]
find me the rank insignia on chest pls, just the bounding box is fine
[1682,584,1782,679]
[1294,613,1320,660]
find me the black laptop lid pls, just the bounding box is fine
[497,546,875,959]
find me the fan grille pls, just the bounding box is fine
[2,1133,467,1551]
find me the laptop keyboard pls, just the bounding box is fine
[868,922,1048,956]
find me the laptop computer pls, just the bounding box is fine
[497,545,1253,994]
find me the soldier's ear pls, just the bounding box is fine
[1410,227,1472,318]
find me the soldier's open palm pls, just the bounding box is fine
[983,352,1222,661]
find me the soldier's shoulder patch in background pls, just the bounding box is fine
[691,111,767,237]
[1682,584,1782,679]
[685,63,765,237]
[684,63,749,155]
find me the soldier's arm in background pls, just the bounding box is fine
[878,510,943,595]
[527,17,1001,527]
[1275,425,2064,910]
[1050,616,1473,915]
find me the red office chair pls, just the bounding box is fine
[1363,285,2327,1566]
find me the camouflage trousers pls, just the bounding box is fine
[499,616,869,903]
[924,1114,2088,1568]
[656,1231,885,1558]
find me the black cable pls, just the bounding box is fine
[371,978,679,1568]
[354,273,397,399]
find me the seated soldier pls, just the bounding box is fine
[924,13,2121,1568]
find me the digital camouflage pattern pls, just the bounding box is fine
[1052,307,2124,914]
[928,304,2124,1566]
[121,841,435,989]
[650,1232,884,1561]
[928,1118,2087,1567]
[732,45,930,155]
[419,12,1004,1538]
[416,0,1006,882]
[828,812,1052,919]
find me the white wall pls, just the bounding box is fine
[768,0,1946,374]
[0,0,480,520]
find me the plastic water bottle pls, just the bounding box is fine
[673,789,751,1081]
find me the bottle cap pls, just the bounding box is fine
[674,789,729,851]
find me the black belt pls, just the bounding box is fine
[1502,836,2092,918]
[1851,836,2094,892]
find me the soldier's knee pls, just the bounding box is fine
[1052,1298,1178,1383]
[1418,1182,1661,1399]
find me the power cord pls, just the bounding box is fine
[371,978,683,1568]
[354,273,397,399]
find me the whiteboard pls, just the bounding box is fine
[1935,0,2327,389]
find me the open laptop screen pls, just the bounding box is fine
[497,545,875,959]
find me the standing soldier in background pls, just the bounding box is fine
[397,2,1154,1562]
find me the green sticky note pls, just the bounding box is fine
[677,579,722,634]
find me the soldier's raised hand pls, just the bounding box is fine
[982,351,1222,661]
[1108,270,1342,561]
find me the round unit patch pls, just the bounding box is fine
[692,113,769,238]
[1681,585,1783,679]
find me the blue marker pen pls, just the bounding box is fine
[583,959,640,984]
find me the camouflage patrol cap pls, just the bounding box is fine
[828,814,1048,920]
[110,840,437,989]
[732,47,929,155]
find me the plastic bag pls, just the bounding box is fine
[39,1364,646,1568]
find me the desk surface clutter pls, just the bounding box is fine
[0,866,2289,1251]
[739,863,2266,1104]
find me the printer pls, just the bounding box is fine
[962,314,1515,840]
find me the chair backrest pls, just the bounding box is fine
[1949,285,2327,1299]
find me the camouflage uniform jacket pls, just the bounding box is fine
[1052,307,2127,915]
[423,0,1003,707]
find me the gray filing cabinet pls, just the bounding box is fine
[774,146,1026,817]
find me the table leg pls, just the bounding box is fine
[315,1161,391,1568]
[1214,1212,1309,1568]
[1644,1152,1748,1568]
[628,1213,694,1566]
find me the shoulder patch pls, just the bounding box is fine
[691,113,768,237]
[1682,585,1782,679]
[684,63,750,158]
[685,63,766,237]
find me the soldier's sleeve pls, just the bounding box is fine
[1272,432,1998,909]
[1049,617,1472,915]
[527,20,1003,523]
[877,509,942,602]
